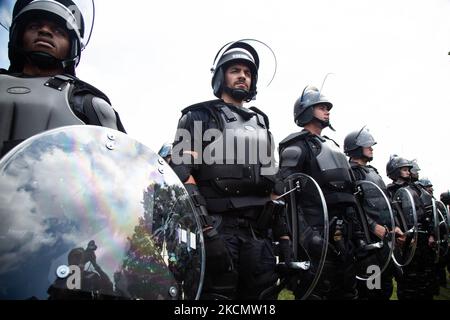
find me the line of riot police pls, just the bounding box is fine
[0,0,449,301]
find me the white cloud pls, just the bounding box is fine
[0,126,187,275]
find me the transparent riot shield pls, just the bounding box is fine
[391,188,418,267]
[280,173,328,300]
[0,126,205,300]
[436,200,450,257]
[354,181,395,281]
[432,199,440,263]
[434,200,449,259]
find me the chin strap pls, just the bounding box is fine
[27,51,63,69]
[223,86,255,102]
[11,45,76,75]
[315,117,336,132]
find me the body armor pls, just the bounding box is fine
[313,136,353,190]
[0,74,119,155]
[352,164,389,225]
[400,184,432,233]
[362,166,386,189]
[279,132,355,204]
[195,104,273,212]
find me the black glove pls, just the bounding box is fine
[184,183,211,227]
[184,184,232,272]
[355,239,370,259]
[278,238,293,264]
[271,200,289,239]
[204,228,233,273]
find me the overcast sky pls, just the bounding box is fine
[1,0,450,196]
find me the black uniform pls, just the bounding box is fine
[277,130,365,300]
[440,192,450,284]
[387,181,436,300]
[171,99,279,300]
[0,70,126,157]
[350,161,394,300]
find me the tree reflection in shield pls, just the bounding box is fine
[113,182,200,300]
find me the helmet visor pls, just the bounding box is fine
[2,0,94,50]
[211,39,277,89]
[0,0,14,30]
[355,128,377,148]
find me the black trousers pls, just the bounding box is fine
[395,242,436,300]
[357,254,394,300]
[201,214,278,300]
[295,207,360,300]
[300,250,358,300]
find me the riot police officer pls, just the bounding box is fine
[441,191,450,208]
[416,176,445,294]
[386,156,436,299]
[158,142,173,164]
[0,0,126,158]
[440,190,450,282]
[344,128,399,300]
[410,159,421,183]
[417,178,434,197]
[170,40,288,299]
[276,86,367,300]
[386,156,413,197]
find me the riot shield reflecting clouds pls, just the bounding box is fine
[0,125,204,300]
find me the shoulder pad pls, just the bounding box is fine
[367,165,379,174]
[349,161,360,169]
[91,97,117,130]
[180,99,225,129]
[181,99,222,115]
[279,131,309,149]
[248,106,270,129]
[350,163,368,180]
[280,146,302,167]
[323,135,340,148]
[177,113,190,129]
[351,162,370,173]
[70,75,112,105]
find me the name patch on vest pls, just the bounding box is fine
[7,87,31,94]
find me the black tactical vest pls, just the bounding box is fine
[279,132,356,206]
[404,184,429,224]
[0,74,119,157]
[351,163,389,224]
[307,135,353,192]
[193,103,274,213]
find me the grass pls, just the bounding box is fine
[278,289,295,300]
[277,271,450,300]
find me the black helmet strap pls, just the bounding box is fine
[10,43,77,75]
[222,86,254,103]
[312,116,336,132]
[348,147,373,162]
